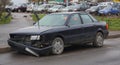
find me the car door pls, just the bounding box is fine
[111,8,119,14]
[80,14,96,42]
[66,14,84,44]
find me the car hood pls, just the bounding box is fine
[52,9,58,11]
[62,8,69,11]
[10,26,56,35]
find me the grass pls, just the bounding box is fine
[95,16,120,31]
[31,14,46,22]
[0,13,12,24]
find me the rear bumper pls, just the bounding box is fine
[8,40,52,56]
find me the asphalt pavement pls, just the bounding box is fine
[0,38,120,65]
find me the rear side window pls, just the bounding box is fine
[80,15,93,24]
[88,14,98,22]
[68,14,82,26]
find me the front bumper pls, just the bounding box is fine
[8,40,52,56]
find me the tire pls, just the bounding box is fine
[18,9,21,12]
[93,32,104,47]
[51,37,64,55]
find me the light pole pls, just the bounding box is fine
[66,0,68,6]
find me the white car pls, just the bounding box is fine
[27,4,34,12]
[35,4,53,13]
[98,2,113,7]
[48,5,65,13]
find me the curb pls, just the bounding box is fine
[0,45,12,53]
[0,34,120,53]
[107,34,120,39]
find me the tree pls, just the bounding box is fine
[0,0,10,20]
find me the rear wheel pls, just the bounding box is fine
[51,37,64,55]
[93,32,104,47]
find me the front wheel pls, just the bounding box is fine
[51,37,64,55]
[93,32,104,47]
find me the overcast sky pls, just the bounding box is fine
[11,0,28,5]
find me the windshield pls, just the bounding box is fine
[35,14,69,26]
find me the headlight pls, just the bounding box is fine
[30,35,40,40]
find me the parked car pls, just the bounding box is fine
[98,2,113,7]
[113,3,120,10]
[5,5,13,12]
[60,5,79,12]
[27,3,34,12]
[35,4,53,13]
[86,6,105,15]
[48,5,65,13]
[79,2,90,11]
[8,12,109,56]
[10,5,20,12]
[98,5,120,15]
[60,6,73,12]
[16,3,27,12]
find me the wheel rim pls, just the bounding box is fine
[52,38,64,54]
[96,34,103,46]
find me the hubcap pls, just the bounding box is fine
[96,35,103,46]
[52,39,64,54]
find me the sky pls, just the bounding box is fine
[11,0,28,5]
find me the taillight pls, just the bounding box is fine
[106,23,109,30]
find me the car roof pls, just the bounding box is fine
[51,11,88,15]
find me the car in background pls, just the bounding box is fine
[48,5,65,13]
[60,6,73,12]
[8,12,109,56]
[27,3,34,12]
[16,3,27,12]
[35,4,53,13]
[98,5,120,15]
[113,3,120,10]
[10,5,20,12]
[5,5,13,12]
[60,5,78,12]
[98,2,113,7]
[86,6,105,15]
[61,4,85,12]
[79,2,90,11]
